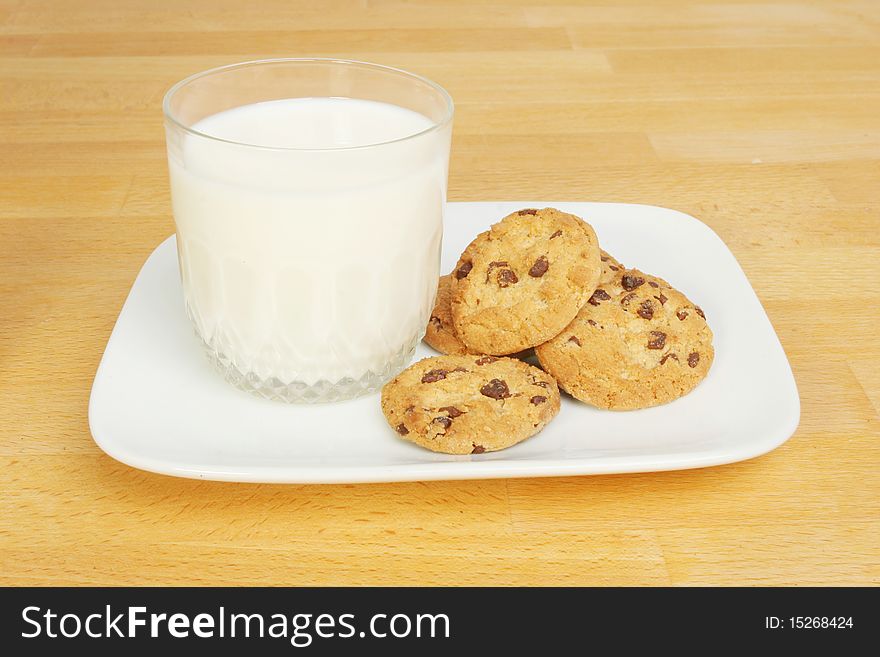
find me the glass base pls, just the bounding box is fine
[197,332,419,404]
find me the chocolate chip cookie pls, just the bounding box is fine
[535,267,713,410]
[450,208,602,355]
[381,354,560,454]
[423,274,475,355]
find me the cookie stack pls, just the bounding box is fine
[381,208,714,454]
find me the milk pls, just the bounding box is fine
[167,98,450,388]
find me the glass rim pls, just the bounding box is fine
[162,57,455,152]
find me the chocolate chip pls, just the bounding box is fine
[532,380,549,388]
[471,445,486,454]
[530,395,547,405]
[587,319,597,326]
[660,353,679,365]
[568,335,581,346]
[455,261,472,279]
[600,255,609,262]
[517,209,538,216]
[475,356,498,365]
[396,424,409,435]
[609,265,619,271]
[439,406,464,418]
[621,274,645,291]
[451,366,469,373]
[480,378,510,399]
[695,306,706,319]
[486,260,508,283]
[656,293,668,305]
[647,331,667,349]
[497,268,519,287]
[433,416,452,429]
[648,281,659,288]
[637,300,655,320]
[550,229,563,239]
[421,369,448,383]
[676,310,689,321]
[529,256,549,277]
[688,352,700,368]
[429,315,442,328]
[620,292,637,306]
[588,288,611,305]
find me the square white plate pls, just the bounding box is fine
[89,202,799,483]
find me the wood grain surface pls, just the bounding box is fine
[1,0,878,586]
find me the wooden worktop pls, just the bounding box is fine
[1,0,878,585]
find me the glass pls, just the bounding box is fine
[163,59,453,403]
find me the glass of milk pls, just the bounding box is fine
[163,59,453,402]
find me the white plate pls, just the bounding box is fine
[89,202,799,483]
